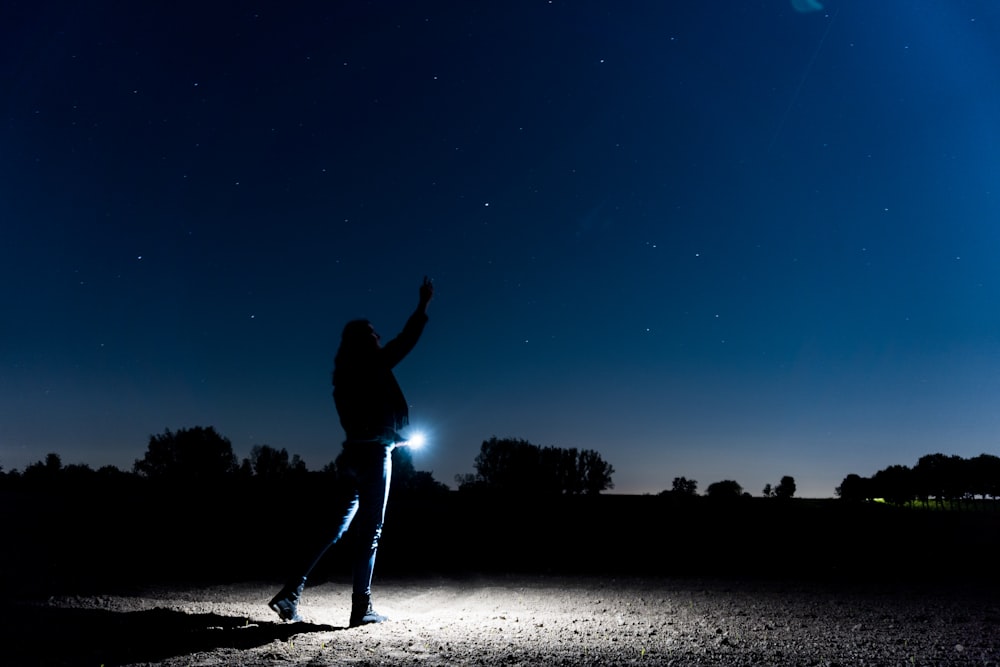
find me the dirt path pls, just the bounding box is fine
[5,575,998,665]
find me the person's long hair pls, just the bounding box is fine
[332,319,376,386]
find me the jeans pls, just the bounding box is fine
[299,442,393,596]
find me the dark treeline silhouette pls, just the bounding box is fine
[662,476,698,497]
[764,475,797,499]
[0,425,451,592]
[244,443,307,480]
[12,451,133,487]
[0,427,618,591]
[134,426,239,481]
[5,433,1000,592]
[836,452,1000,508]
[3,428,615,498]
[0,425,449,495]
[659,475,798,500]
[705,479,745,499]
[454,436,615,495]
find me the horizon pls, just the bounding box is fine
[4,430,988,500]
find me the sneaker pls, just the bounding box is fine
[269,577,306,622]
[349,593,388,627]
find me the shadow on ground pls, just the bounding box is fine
[0,603,334,667]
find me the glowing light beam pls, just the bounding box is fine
[399,431,426,449]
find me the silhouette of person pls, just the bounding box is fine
[269,276,433,626]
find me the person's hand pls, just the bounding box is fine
[419,275,434,305]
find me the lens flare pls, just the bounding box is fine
[402,431,426,449]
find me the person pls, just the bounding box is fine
[269,276,434,626]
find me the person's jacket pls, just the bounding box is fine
[333,310,427,443]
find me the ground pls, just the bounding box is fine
[5,575,998,666]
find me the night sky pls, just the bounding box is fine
[4,1,1000,497]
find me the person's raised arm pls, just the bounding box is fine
[381,276,433,368]
[417,275,434,314]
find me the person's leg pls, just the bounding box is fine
[269,454,361,621]
[349,444,393,626]
[301,492,359,579]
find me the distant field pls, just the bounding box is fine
[3,487,999,596]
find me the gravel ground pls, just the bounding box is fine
[5,575,999,666]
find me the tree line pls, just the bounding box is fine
[0,428,617,496]
[657,475,797,500]
[18,430,994,505]
[3,427,828,499]
[455,436,615,495]
[0,426,446,495]
[835,452,1000,507]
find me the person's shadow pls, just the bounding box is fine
[0,602,343,666]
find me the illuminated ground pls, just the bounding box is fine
[5,575,997,665]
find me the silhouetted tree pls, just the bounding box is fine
[774,475,796,500]
[249,444,306,480]
[395,469,450,494]
[16,456,135,492]
[578,448,615,494]
[705,479,743,500]
[835,473,871,502]
[95,464,131,482]
[454,472,482,492]
[537,445,567,493]
[61,463,95,484]
[762,483,773,498]
[473,437,538,489]
[840,453,1000,509]
[236,457,254,478]
[134,426,237,481]
[871,464,914,506]
[913,453,965,508]
[23,452,63,482]
[671,476,698,497]
[469,436,614,494]
[967,453,1000,504]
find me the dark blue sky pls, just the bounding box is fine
[3,1,1000,496]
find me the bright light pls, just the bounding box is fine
[400,431,426,449]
